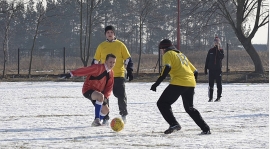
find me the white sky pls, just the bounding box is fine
[252,25,269,44]
[0,82,268,148]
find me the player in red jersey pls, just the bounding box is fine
[60,54,116,126]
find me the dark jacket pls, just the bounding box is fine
[204,46,224,74]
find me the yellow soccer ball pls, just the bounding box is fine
[110,117,124,132]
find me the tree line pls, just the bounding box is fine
[0,0,268,78]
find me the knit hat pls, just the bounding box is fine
[159,39,173,49]
[105,25,115,34]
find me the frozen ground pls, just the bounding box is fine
[0,82,268,149]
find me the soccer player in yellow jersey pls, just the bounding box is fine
[92,25,133,124]
[150,39,211,135]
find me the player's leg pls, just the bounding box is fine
[102,98,110,125]
[215,70,222,102]
[208,70,215,102]
[83,90,104,126]
[113,77,128,122]
[182,87,211,134]
[157,84,182,134]
[100,99,109,121]
[91,91,105,119]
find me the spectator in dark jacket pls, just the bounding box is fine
[204,36,224,102]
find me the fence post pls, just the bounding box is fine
[18,48,20,75]
[158,47,161,74]
[226,43,229,83]
[226,43,229,72]
[63,47,66,74]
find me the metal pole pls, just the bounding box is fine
[267,22,269,51]
[63,47,66,74]
[226,43,229,83]
[158,47,161,74]
[226,43,229,72]
[177,0,181,50]
[18,48,20,75]
[154,58,159,73]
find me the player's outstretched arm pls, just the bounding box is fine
[59,73,72,79]
[150,64,171,92]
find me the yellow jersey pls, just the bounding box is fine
[94,39,131,77]
[162,50,196,87]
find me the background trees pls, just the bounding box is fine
[0,0,268,77]
[184,0,268,73]
[0,1,23,77]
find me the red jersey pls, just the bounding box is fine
[70,64,114,99]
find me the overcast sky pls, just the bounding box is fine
[252,25,268,44]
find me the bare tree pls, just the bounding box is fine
[0,1,22,78]
[27,1,60,78]
[78,0,103,67]
[185,0,268,73]
[218,0,268,73]
[28,2,42,78]
[127,0,159,75]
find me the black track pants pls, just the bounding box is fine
[157,84,209,131]
[208,70,222,99]
[113,77,128,116]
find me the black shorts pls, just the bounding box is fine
[83,89,108,106]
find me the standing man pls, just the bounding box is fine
[150,39,211,135]
[92,25,133,124]
[60,54,116,126]
[204,36,224,102]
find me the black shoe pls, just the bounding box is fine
[208,98,213,102]
[102,114,110,125]
[102,119,109,125]
[120,111,128,116]
[164,124,181,134]
[201,130,211,135]
[201,127,211,134]
[103,114,110,121]
[214,97,221,102]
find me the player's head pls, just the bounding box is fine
[159,39,172,49]
[105,25,115,41]
[214,36,221,48]
[159,39,173,54]
[105,53,116,70]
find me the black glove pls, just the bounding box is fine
[150,83,158,92]
[204,69,208,75]
[126,70,133,81]
[60,73,71,79]
[194,71,198,82]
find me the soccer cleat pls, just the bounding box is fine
[91,118,102,127]
[201,130,211,135]
[102,119,109,126]
[121,115,126,124]
[214,97,221,102]
[208,98,213,102]
[164,124,181,134]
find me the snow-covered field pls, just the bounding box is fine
[0,82,268,149]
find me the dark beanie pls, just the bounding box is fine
[105,25,115,34]
[159,39,172,49]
